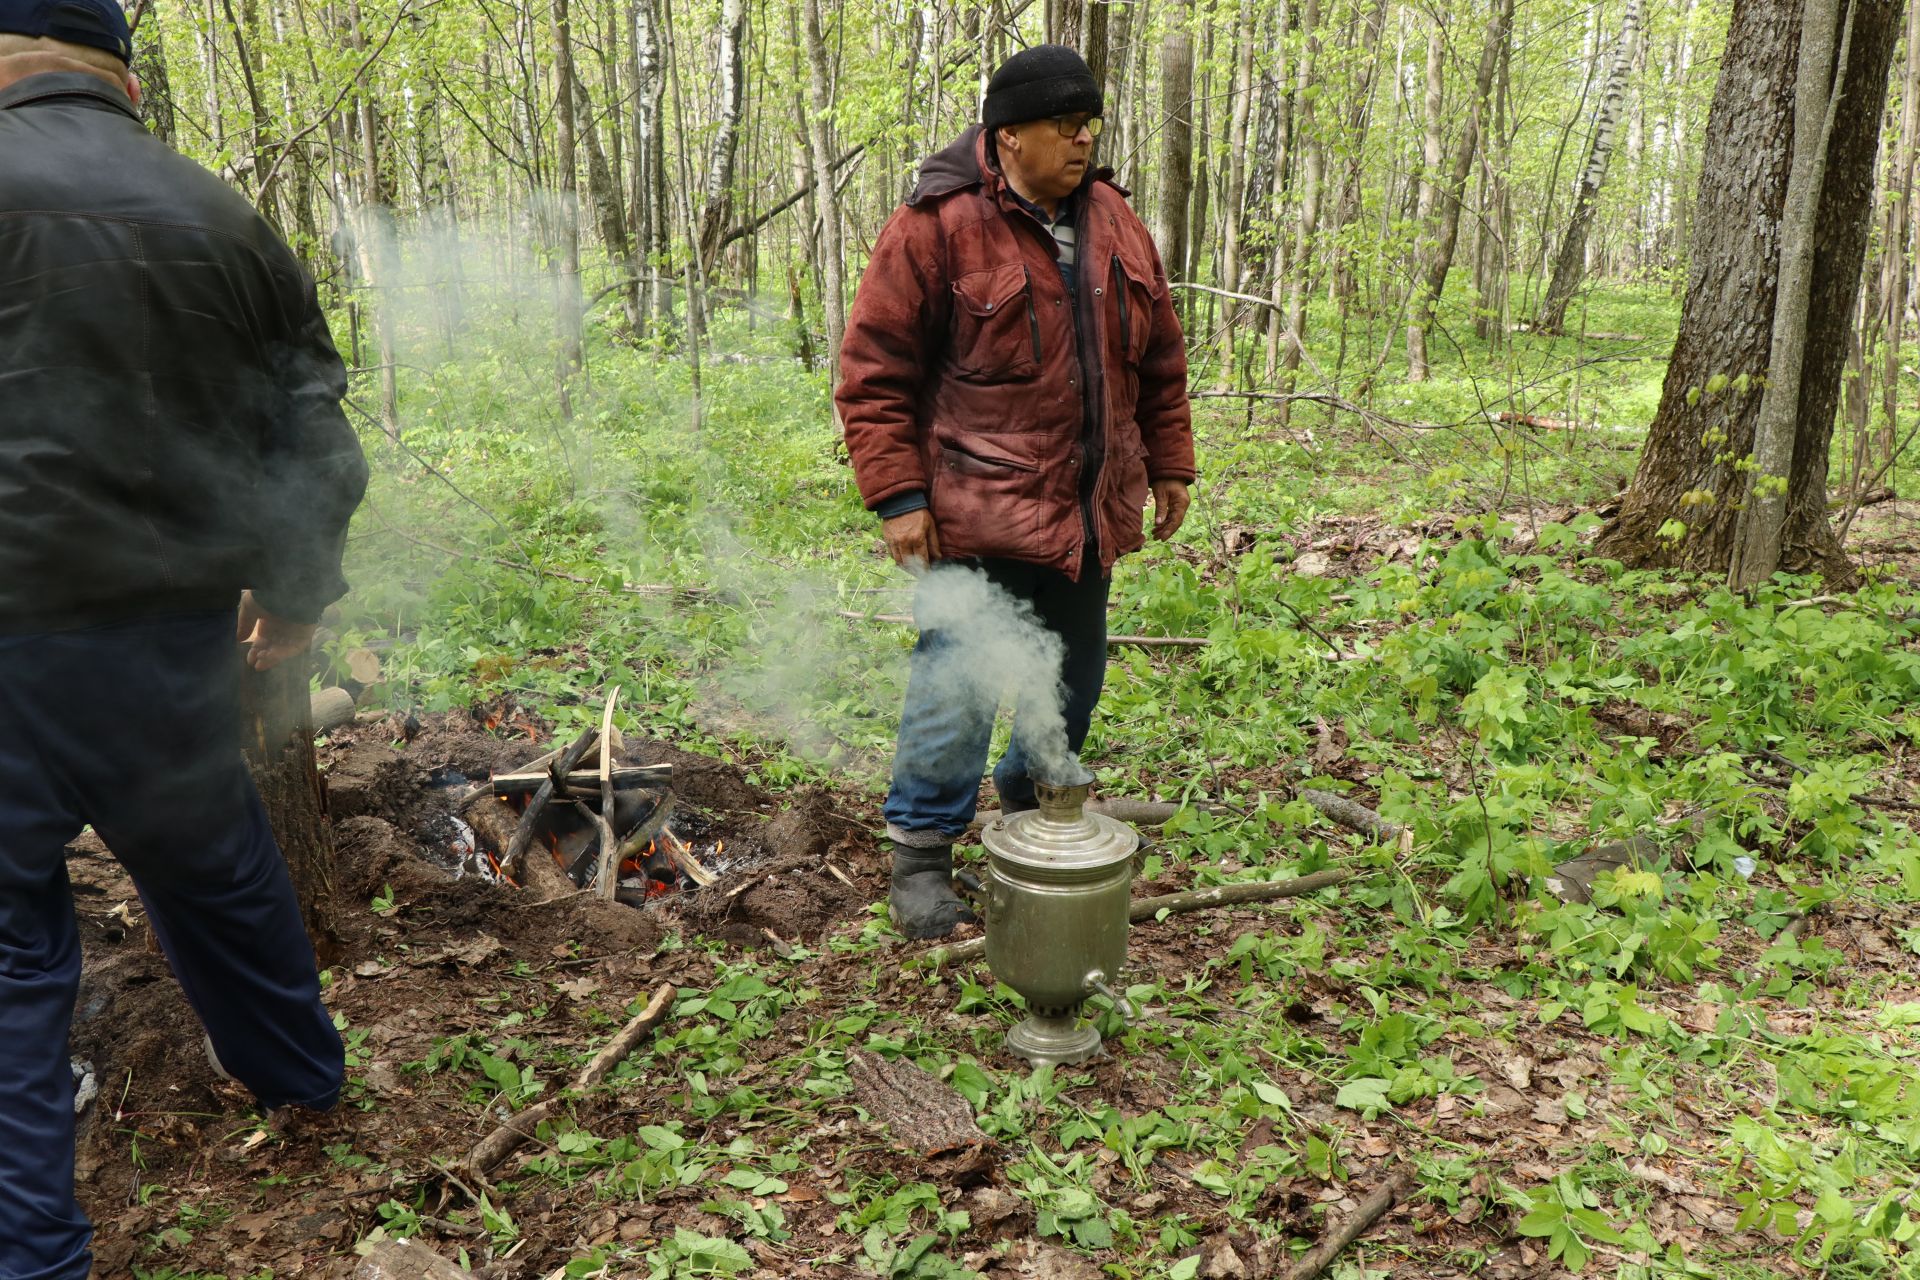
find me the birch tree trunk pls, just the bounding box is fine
[631,0,671,330]
[1878,1,1919,464]
[1536,0,1644,333]
[696,0,749,273]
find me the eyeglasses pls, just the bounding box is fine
[1051,114,1104,139]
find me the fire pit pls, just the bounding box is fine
[449,693,724,906]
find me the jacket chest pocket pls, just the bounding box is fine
[950,263,1041,382]
[1110,251,1158,365]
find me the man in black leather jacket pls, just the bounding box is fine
[0,4,368,1275]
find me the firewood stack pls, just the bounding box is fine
[457,692,713,903]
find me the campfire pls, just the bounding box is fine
[451,691,718,904]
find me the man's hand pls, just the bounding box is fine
[1150,479,1191,541]
[237,590,318,672]
[882,509,942,574]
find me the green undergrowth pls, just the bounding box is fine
[300,283,1920,1278]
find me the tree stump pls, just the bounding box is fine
[240,650,341,966]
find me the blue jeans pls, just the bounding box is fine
[0,613,344,1280]
[883,560,1110,846]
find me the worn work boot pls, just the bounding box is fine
[889,844,978,940]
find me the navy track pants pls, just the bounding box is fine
[0,612,344,1280]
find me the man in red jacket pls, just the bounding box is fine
[837,45,1195,940]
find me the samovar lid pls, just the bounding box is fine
[982,779,1139,873]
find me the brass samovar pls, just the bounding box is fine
[980,767,1138,1067]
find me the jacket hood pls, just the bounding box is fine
[906,123,1125,207]
[907,124,988,205]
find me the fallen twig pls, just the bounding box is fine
[1277,1166,1414,1280]
[922,868,1354,967]
[1297,788,1406,841]
[465,982,675,1175]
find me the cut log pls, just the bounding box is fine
[460,793,575,899]
[490,765,673,796]
[466,982,674,1175]
[922,867,1355,967]
[311,686,356,732]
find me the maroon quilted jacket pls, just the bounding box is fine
[836,126,1194,580]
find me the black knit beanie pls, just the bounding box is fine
[982,45,1102,130]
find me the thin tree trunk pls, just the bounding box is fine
[1158,0,1195,321]
[801,0,846,384]
[1406,18,1445,379]
[550,0,584,410]
[574,78,629,262]
[1268,0,1319,388]
[346,0,398,438]
[1215,0,1256,386]
[1536,0,1645,333]
[1730,0,1855,588]
[1407,0,1511,382]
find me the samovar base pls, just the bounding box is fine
[1006,1008,1102,1068]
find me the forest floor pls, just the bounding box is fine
[71,300,1920,1280]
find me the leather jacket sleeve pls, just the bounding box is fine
[837,206,949,510]
[251,265,369,625]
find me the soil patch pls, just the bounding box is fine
[67,706,879,1279]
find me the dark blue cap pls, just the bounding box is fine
[0,0,133,63]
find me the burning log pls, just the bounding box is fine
[501,724,599,883]
[460,793,574,899]
[659,827,717,886]
[489,764,673,797]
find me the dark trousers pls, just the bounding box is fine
[0,613,344,1280]
[882,560,1110,845]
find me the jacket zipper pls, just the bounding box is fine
[1022,265,1043,363]
[1111,254,1129,353]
